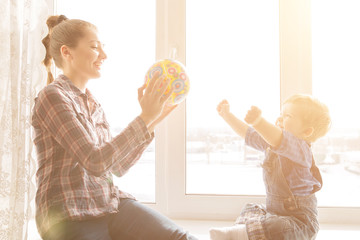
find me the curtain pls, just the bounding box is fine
[0,0,48,239]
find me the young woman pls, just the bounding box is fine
[32,15,197,240]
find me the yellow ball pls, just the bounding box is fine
[145,59,190,105]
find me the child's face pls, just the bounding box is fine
[277,103,308,139]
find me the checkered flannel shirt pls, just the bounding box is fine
[32,75,153,237]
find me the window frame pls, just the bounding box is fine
[158,0,360,225]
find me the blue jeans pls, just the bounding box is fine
[43,199,197,240]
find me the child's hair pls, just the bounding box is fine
[42,15,97,84]
[283,94,331,142]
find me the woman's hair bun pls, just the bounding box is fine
[57,15,68,24]
[46,15,68,30]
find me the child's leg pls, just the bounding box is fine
[209,224,249,240]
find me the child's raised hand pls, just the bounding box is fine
[275,116,284,128]
[217,99,230,118]
[245,106,262,126]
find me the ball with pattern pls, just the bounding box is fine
[145,59,190,105]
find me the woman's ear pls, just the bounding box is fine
[60,45,72,61]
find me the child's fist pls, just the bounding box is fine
[275,117,284,128]
[217,100,230,117]
[245,106,262,126]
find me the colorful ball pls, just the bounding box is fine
[144,59,190,105]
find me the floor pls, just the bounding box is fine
[173,220,360,240]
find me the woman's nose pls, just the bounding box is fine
[100,49,107,60]
[99,46,107,60]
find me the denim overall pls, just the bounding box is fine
[236,149,323,240]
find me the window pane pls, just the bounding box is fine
[186,0,280,195]
[56,1,155,202]
[312,0,360,207]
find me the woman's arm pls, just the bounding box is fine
[111,132,154,177]
[34,86,151,177]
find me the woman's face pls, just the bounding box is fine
[68,28,107,80]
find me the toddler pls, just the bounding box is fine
[210,94,331,240]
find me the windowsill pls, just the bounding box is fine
[29,218,360,240]
[173,219,360,240]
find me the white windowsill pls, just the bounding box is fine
[173,219,360,240]
[29,218,360,240]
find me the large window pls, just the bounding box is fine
[56,0,156,202]
[312,0,360,207]
[31,3,360,237]
[186,0,280,195]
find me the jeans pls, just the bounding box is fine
[43,199,197,240]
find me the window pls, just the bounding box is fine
[312,0,360,207]
[34,2,360,234]
[56,0,156,202]
[186,0,280,195]
[166,0,360,224]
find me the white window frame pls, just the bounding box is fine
[156,0,360,225]
[46,0,360,225]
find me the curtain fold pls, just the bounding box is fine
[0,0,48,239]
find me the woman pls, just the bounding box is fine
[32,15,197,240]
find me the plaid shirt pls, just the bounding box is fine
[32,75,153,237]
[245,127,321,196]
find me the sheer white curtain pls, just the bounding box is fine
[0,0,48,239]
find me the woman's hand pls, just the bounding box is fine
[217,99,230,118]
[138,72,173,128]
[147,104,178,133]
